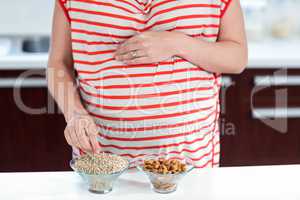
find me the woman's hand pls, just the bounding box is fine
[64,113,100,153]
[115,31,179,65]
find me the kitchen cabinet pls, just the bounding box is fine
[0,70,71,172]
[220,68,300,166]
[0,68,300,172]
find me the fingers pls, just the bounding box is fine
[115,41,141,56]
[116,49,147,61]
[85,122,101,153]
[76,127,93,153]
[64,128,73,146]
[122,35,141,45]
[75,117,96,153]
[89,134,100,153]
[65,126,81,149]
[64,115,101,154]
[125,57,153,65]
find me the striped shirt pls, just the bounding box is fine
[58,0,232,168]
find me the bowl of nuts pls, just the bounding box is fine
[70,152,129,194]
[136,155,195,194]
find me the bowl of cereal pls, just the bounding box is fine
[70,152,129,194]
[136,155,195,194]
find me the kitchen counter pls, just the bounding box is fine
[0,54,48,70]
[0,40,300,70]
[1,165,300,200]
[248,40,300,68]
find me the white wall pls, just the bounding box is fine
[0,0,55,36]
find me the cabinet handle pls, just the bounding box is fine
[0,78,47,88]
[254,75,300,86]
[252,108,300,119]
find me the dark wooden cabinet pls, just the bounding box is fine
[0,70,71,172]
[0,68,300,171]
[220,68,300,166]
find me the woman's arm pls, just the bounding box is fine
[48,1,82,121]
[47,1,100,153]
[173,0,248,74]
[115,0,247,74]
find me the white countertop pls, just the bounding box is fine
[248,40,300,68]
[1,165,300,200]
[0,40,299,70]
[0,54,48,70]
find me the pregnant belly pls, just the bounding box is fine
[77,58,219,124]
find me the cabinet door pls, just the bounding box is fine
[220,69,300,166]
[0,70,71,172]
[219,74,245,166]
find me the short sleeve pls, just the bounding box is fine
[220,0,233,18]
[57,0,71,22]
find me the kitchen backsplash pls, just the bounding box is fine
[242,0,300,41]
[0,0,55,36]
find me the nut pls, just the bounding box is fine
[143,158,187,175]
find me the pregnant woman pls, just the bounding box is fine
[48,0,247,168]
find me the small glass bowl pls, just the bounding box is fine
[136,155,195,194]
[70,158,129,194]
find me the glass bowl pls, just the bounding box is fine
[70,157,129,194]
[136,155,195,194]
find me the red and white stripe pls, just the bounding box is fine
[59,0,232,168]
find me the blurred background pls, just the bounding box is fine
[0,0,300,172]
